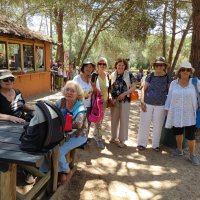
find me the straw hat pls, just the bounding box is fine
[153,57,168,67]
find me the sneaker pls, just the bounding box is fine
[153,147,161,152]
[137,145,146,151]
[23,170,36,184]
[189,155,200,166]
[97,140,105,149]
[118,142,126,148]
[25,173,36,184]
[171,149,183,157]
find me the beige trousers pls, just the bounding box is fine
[111,101,130,142]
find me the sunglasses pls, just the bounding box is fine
[2,77,15,82]
[98,63,107,66]
[154,64,165,67]
[180,68,192,72]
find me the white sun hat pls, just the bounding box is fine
[178,61,195,73]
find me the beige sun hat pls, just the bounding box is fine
[178,61,195,73]
[0,70,15,80]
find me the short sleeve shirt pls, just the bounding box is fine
[0,89,25,118]
[144,73,170,106]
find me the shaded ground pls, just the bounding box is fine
[28,92,200,200]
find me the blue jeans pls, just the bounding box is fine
[58,136,87,172]
[40,136,87,172]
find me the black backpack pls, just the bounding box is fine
[20,100,65,152]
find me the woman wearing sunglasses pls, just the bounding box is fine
[0,69,35,184]
[91,57,110,149]
[0,69,33,123]
[165,61,200,166]
[137,57,170,152]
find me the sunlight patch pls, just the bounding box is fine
[82,180,109,199]
[135,180,179,189]
[109,181,139,200]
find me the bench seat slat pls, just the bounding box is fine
[0,149,44,167]
[0,135,21,144]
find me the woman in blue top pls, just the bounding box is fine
[137,57,170,151]
[40,81,87,185]
[57,80,87,184]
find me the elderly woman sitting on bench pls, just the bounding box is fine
[57,80,88,184]
[40,80,88,185]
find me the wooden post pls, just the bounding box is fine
[0,163,16,200]
[51,145,59,192]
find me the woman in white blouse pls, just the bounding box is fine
[165,61,200,166]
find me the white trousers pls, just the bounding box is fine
[137,104,165,148]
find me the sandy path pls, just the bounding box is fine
[49,100,200,200]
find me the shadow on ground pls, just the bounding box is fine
[50,100,200,200]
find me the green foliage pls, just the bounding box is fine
[0,0,192,70]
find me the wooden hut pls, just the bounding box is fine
[0,15,54,98]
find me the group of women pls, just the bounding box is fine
[137,57,200,166]
[0,56,199,186]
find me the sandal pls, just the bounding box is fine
[137,145,146,151]
[109,138,120,145]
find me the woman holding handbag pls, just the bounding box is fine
[110,58,135,148]
[165,61,200,166]
[91,57,110,149]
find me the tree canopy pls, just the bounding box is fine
[0,0,193,71]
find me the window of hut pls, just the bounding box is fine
[0,42,7,69]
[8,43,21,71]
[35,46,44,69]
[23,45,34,71]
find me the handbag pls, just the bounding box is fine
[106,98,115,108]
[130,90,139,101]
[106,73,115,108]
[192,78,200,128]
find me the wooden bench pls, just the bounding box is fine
[0,121,77,200]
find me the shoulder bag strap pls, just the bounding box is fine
[192,78,200,107]
[44,100,65,132]
[36,101,53,148]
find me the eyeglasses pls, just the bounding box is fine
[180,68,192,72]
[98,63,107,66]
[65,88,76,93]
[2,77,15,82]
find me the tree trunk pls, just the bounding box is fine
[190,0,200,78]
[171,16,192,73]
[76,1,112,66]
[162,2,168,59]
[54,5,64,63]
[168,0,177,66]
[82,15,113,61]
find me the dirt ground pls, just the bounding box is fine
[49,99,200,200]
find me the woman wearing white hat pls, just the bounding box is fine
[165,61,200,166]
